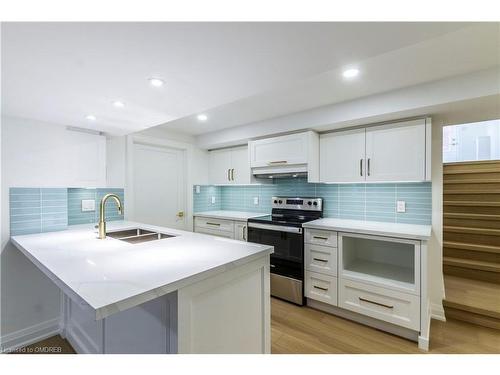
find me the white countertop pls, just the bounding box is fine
[11,221,273,319]
[303,218,432,240]
[194,210,268,221]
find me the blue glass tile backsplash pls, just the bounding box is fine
[193,178,432,225]
[68,188,124,225]
[9,187,124,236]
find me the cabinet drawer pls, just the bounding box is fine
[194,226,234,239]
[305,229,337,247]
[339,279,420,330]
[305,244,337,276]
[305,271,338,306]
[194,217,234,233]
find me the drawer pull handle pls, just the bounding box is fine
[206,222,221,226]
[313,258,328,263]
[270,264,276,268]
[359,297,394,309]
[313,285,328,291]
[313,236,328,240]
[268,160,288,165]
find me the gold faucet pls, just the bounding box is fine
[98,193,123,239]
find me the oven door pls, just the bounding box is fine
[248,222,304,304]
[247,222,303,264]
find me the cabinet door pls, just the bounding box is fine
[249,132,310,168]
[365,119,426,182]
[209,149,232,184]
[320,128,366,183]
[230,146,250,185]
[234,222,247,241]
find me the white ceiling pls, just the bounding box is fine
[2,22,498,136]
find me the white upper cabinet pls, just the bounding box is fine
[365,119,426,182]
[249,132,310,167]
[248,131,319,181]
[320,128,366,183]
[319,118,430,183]
[209,148,232,185]
[230,146,251,184]
[208,145,250,185]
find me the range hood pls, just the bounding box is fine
[252,164,308,179]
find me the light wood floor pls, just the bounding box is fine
[271,298,500,353]
[12,297,500,354]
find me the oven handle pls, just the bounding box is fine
[248,222,302,234]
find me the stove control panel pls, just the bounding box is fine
[271,197,323,211]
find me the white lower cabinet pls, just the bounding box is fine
[305,243,337,276]
[339,279,420,331]
[304,227,424,336]
[194,216,248,241]
[234,222,247,241]
[305,271,338,306]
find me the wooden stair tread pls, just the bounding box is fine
[444,226,500,236]
[444,168,500,175]
[444,201,500,207]
[443,257,500,273]
[445,190,500,194]
[444,179,500,184]
[444,212,500,221]
[444,241,500,254]
[444,275,500,319]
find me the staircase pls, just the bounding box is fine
[443,160,500,329]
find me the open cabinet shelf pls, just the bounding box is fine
[340,232,420,295]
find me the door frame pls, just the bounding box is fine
[126,134,191,231]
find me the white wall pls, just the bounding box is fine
[1,116,106,345]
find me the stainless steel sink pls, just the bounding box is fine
[107,228,176,244]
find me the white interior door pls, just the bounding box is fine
[133,143,186,229]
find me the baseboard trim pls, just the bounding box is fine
[0,318,61,353]
[430,302,446,322]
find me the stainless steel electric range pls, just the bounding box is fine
[247,196,323,305]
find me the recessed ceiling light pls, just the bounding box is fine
[342,68,360,79]
[148,77,164,87]
[112,100,125,108]
[197,114,208,122]
[86,115,97,121]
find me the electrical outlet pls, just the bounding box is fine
[211,196,216,204]
[396,200,406,213]
[81,199,95,212]
[195,185,201,194]
[253,197,259,205]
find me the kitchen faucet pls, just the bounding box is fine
[97,193,123,239]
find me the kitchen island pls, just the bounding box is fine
[11,221,273,354]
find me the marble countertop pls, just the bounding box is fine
[194,210,268,221]
[303,218,432,240]
[11,221,273,319]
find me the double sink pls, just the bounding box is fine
[107,228,176,244]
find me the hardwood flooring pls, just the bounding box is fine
[271,298,500,353]
[10,298,500,354]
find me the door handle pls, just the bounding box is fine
[367,158,371,176]
[313,258,328,263]
[231,168,235,181]
[360,159,363,176]
[313,285,328,291]
[242,225,247,241]
[176,211,184,218]
[227,169,230,181]
[359,297,393,309]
